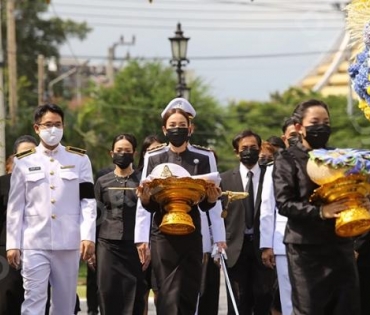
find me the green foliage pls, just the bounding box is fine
[65,60,225,173]
[216,87,370,171]
[4,0,91,155]
[11,0,91,105]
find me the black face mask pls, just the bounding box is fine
[239,148,260,166]
[287,136,300,148]
[112,153,134,169]
[304,124,331,149]
[166,127,190,147]
[259,157,273,166]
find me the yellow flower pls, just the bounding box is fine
[359,100,368,110]
[364,107,370,120]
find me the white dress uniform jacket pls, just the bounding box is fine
[6,143,96,251]
[259,165,292,315]
[260,165,287,254]
[188,144,225,252]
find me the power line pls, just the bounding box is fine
[51,11,342,23]
[60,49,349,61]
[54,2,341,15]
[50,3,80,65]
[47,17,343,31]
[213,0,341,13]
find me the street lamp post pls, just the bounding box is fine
[169,23,191,100]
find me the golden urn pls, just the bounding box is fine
[307,149,370,237]
[145,163,214,235]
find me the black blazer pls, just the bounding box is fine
[220,166,265,268]
[273,142,351,245]
[0,174,11,246]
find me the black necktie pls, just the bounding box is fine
[245,171,254,229]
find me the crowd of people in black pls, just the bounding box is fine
[0,98,370,315]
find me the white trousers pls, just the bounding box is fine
[21,249,80,315]
[275,255,293,315]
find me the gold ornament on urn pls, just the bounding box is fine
[143,163,220,235]
[307,148,370,237]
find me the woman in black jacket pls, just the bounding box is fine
[95,133,146,315]
[273,99,361,315]
[137,108,220,315]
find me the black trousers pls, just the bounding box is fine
[0,246,23,315]
[287,243,360,315]
[227,235,275,315]
[198,253,220,315]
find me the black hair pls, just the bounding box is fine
[13,135,38,154]
[266,136,286,150]
[34,104,64,124]
[138,135,161,170]
[232,129,262,151]
[162,108,190,127]
[292,99,330,123]
[111,133,137,151]
[281,116,298,133]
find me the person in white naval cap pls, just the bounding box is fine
[135,100,224,315]
[6,104,96,315]
[136,97,226,315]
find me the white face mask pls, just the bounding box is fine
[39,127,63,147]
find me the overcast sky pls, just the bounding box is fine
[47,0,347,104]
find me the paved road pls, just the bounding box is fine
[79,270,228,314]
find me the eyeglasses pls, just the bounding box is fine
[37,122,63,129]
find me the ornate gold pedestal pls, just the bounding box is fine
[310,174,370,237]
[147,177,210,235]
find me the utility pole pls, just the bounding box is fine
[0,1,6,175]
[37,55,45,105]
[48,60,89,103]
[107,35,135,85]
[7,0,17,124]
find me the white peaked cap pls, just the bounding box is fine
[160,98,196,119]
[149,163,190,179]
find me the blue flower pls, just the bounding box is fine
[309,148,370,174]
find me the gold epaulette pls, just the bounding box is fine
[65,146,86,156]
[15,148,36,159]
[147,143,167,153]
[192,144,211,151]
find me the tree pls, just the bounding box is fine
[66,60,226,173]
[216,87,370,171]
[4,0,91,155]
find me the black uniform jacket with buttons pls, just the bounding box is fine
[95,170,141,241]
[273,142,351,245]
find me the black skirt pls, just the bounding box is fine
[151,229,203,315]
[97,238,146,315]
[287,242,360,315]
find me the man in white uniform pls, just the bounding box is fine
[6,104,96,315]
